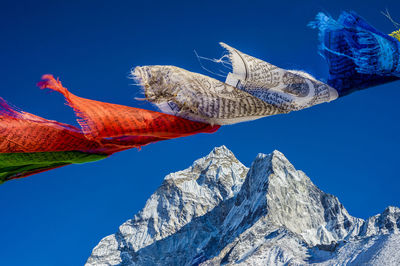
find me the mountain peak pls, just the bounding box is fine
[385,206,400,214]
[87,147,399,266]
[360,206,400,237]
[223,149,362,247]
[211,144,230,153]
[205,145,236,160]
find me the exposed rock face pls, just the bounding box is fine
[86,146,400,265]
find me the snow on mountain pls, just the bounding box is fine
[86,146,400,265]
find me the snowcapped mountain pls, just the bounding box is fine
[86,146,400,265]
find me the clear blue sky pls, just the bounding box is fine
[1,0,399,265]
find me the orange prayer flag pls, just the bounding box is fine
[0,97,102,153]
[38,75,220,142]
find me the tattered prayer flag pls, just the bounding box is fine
[134,65,281,125]
[310,11,400,96]
[38,75,220,140]
[0,96,112,182]
[134,44,337,125]
[0,151,107,184]
[220,43,338,109]
[0,97,102,153]
[0,76,219,183]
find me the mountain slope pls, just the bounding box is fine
[86,146,399,265]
